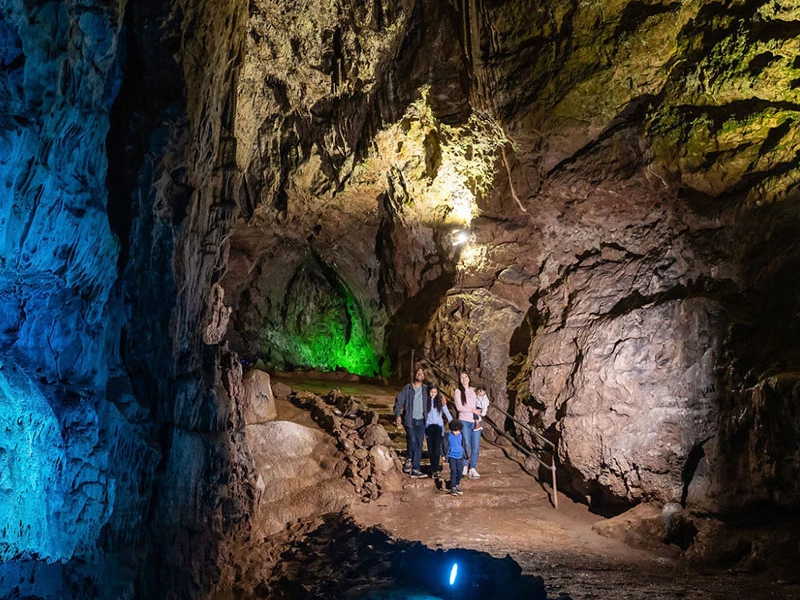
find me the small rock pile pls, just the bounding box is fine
[289,389,403,502]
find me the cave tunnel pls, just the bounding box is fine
[2,0,800,598]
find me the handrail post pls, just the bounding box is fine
[551,455,558,510]
[410,349,415,383]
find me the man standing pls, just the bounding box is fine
[394,366,428,478]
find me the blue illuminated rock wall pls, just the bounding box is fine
[0,0,119,388]
[0,0,160,581]
[0,357,75,560]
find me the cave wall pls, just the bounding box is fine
[0,1,158,593]
[400,0,800,515]
[221,0,479,376]
[112,0,262,596]
[1,0,256,595]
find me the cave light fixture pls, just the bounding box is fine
[452,229,470,246]
[449,561,459,586]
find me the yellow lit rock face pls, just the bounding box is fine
[343,87,511,227]
[235,0,410,175]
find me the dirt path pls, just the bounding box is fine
[277,377,800,600]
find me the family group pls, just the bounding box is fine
[393,367,489,496]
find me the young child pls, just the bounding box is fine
[447,419,465,495]
[473,385,490,432]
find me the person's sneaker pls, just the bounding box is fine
[410,470,428,478]
[462,465,468,476]
[468,468,480,478]
[450,488,459,496]
[454,486,464,495]
[403,459,412,474]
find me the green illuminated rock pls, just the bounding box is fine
[260,256,379,376]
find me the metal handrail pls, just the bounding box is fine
[490,403,555,450]
[410,349,559,509]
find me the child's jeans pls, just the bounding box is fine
[448,457,464,488]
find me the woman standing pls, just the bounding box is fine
[453,371,483,478]
[425,384,453,478]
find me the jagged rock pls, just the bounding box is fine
[202,283,233,345]
[591,503,676,556]
[541,299,723,510]
[271,381,293,399]
[3,0,800,596]
[333,460,348,478]
[369,445,396,474]
[246,421,352,534]
[241,369,277,424]
[362,424,392,448]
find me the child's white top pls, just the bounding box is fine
[475,392,489,416]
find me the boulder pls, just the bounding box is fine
[242,369,277,424]
[271,381,293,399]
[591,503,675,555]
[362,424,392,448]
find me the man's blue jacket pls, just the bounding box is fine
[393,382,429,428]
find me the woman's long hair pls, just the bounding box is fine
[457,370,471,401]
[427,385,443,413]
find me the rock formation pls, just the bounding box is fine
[1,0,799,597]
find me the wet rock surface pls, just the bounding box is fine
[261,515,546,600]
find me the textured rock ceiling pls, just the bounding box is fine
[1,0,799,597]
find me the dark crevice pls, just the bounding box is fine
[748,18,800,43]
[600,277,739,320]
[681,439,708,506]
[614,1,681,38]
[505,302,539,425]
[759,119,794,158]
[672,99,800,132]
[676,0,761,63]
[725,151,800,198]
[546,93,661,177]
[747,51,777,75]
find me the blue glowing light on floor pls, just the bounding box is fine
[449,562,458,585]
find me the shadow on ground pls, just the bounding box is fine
[261,514,546,600]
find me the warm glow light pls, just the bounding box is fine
[453,230,470,246]
[342,86,509,229]
[449,562,458,585]
[458,243,485,269]
[450,188,476,225]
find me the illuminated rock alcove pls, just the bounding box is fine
[1,0,800,597]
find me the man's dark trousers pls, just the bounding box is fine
[405,418,426,471]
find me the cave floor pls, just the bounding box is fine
[276,377,800,600]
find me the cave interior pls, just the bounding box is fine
[1,0,800,597]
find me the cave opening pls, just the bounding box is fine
[260,254,381,377]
